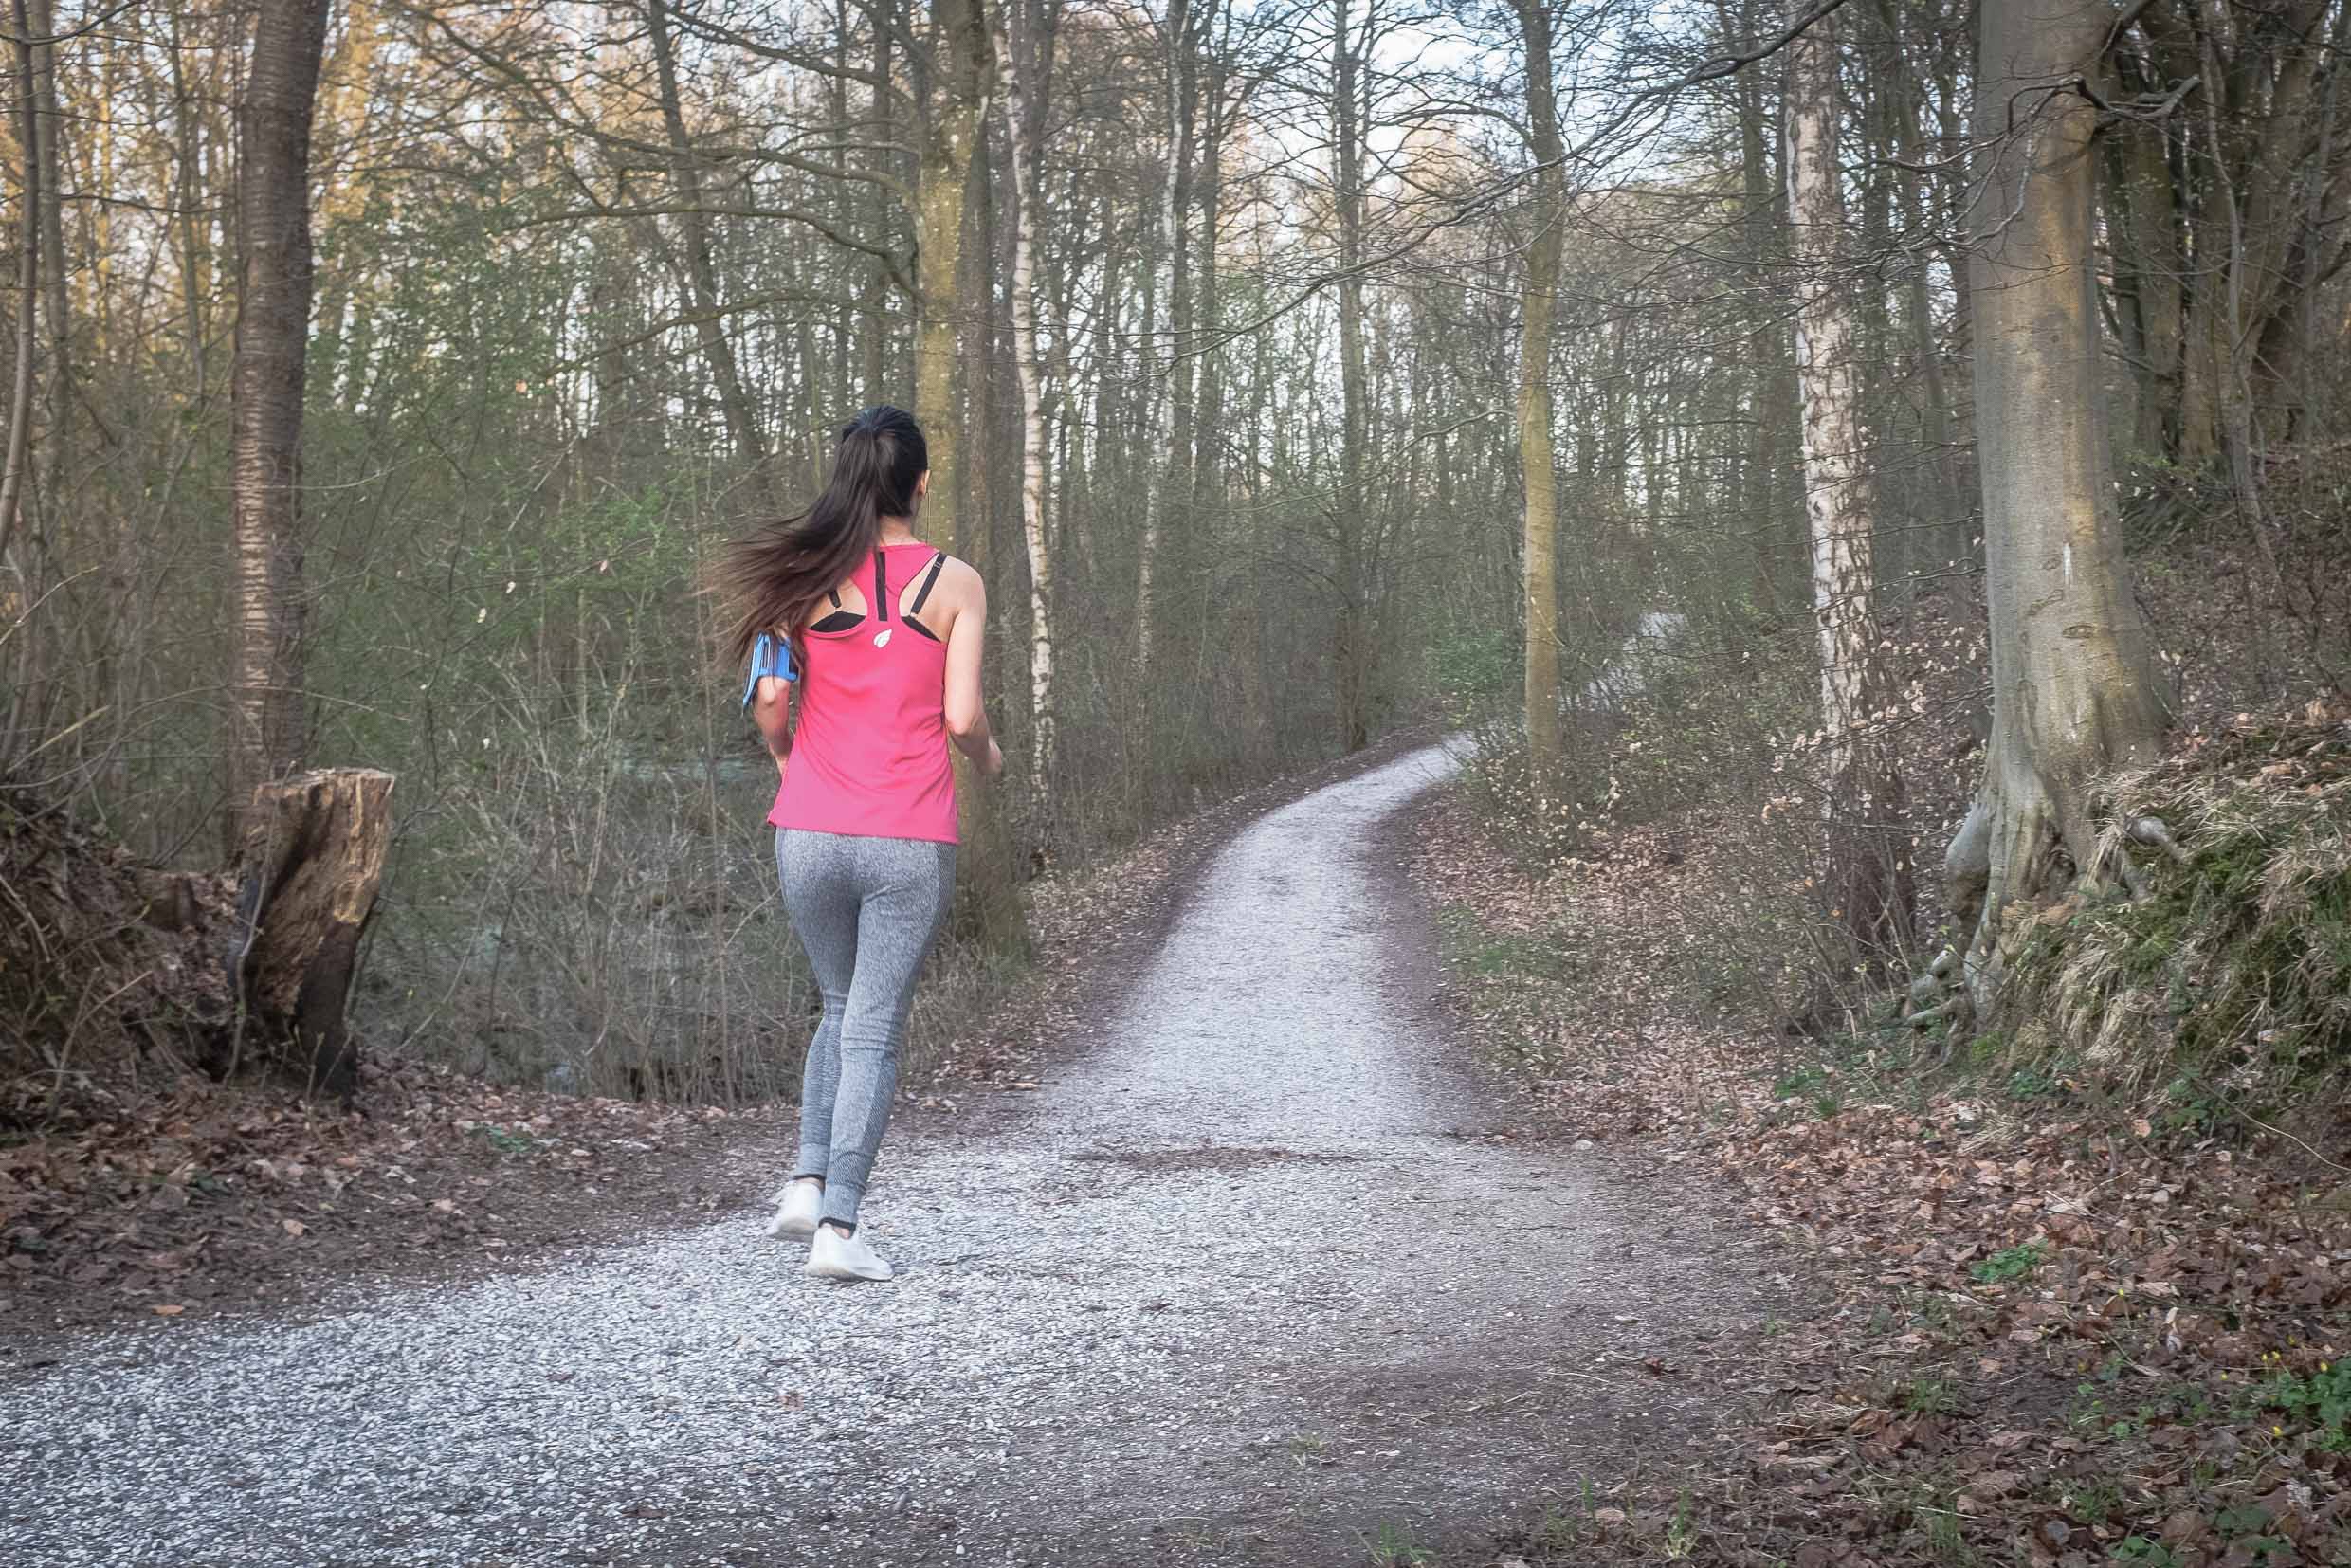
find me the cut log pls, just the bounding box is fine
[226,767,392,1101]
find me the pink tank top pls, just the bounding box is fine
[768,543,958,844]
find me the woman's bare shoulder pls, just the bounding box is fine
[932,553,985,597]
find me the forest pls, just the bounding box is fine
[8,0,2333,1108]
[3,0,2351,1557]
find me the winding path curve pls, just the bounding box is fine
[1,742,1786,1567]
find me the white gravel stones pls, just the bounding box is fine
[0,743,1786,1566]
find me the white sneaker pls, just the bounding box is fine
[765,1178,823,1241]
[804,1225,893,1283]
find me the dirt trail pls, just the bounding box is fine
[0,742,1792,1567]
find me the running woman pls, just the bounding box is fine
[723,406,1003,1282]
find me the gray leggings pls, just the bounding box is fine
[776,829,955,1231]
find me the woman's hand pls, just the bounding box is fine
[981,738,1004,778]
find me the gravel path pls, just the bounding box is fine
[1,742,1789,1567]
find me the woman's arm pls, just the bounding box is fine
[742,629,797,779]
[942,566,1003,777]
[750,675,793,780]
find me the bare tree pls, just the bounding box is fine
[1939,0,2170,1020]
[995,0,1058,789]
[0,0,38,580]
[1133,0,1193,672]
[913,0,986,536]
[1330,0,1371,752]
[1511,0,1565,775]
[1784,0,1910,970]
[645,0,772,486]
[227,0,335,841]
[909,0,1025,954]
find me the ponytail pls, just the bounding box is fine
[719,407,929,667]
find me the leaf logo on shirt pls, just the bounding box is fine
[873,629,893,648]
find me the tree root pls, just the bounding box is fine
[2129,814,2188,865]
[1901,943,1972,1034]
[2117,853,2152,904]
[1899,808,2179,1041]
[1905,996,1970,1032]
[1889,785,2181,1044]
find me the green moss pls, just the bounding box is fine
[2003,721,2351,1118]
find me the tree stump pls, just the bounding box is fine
[227,768,393,1102]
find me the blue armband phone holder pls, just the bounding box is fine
[740,631,796,711]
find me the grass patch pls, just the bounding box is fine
[469,1123,540,1156]
[1969,1242,2047,1285]
[1901,1377,1959,1415]
[1362,1522,1437,1567]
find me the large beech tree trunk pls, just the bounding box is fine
[1512,0,1565,777]
[1951,0,2168,1014]
[228,0,333,848]
[1785,2,1912,967]
[228,768,393,1100]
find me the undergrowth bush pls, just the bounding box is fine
[343,663,1010,1108]
[1457,611,1815,870]
[2005,714,2349,1113]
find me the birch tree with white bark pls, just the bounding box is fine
[1783,0,1912,971]
[995,0,1059,789]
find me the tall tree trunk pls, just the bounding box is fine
[1949,0,2169,1017]
[1723,0,1794,615]
[913,0,979,550]
[168,9,214,408]
[646,0,770,484]
[916,0,1024,956]
[0,0,37,758]
[1192,49,1227,524]
[0,0,42,575]
[862,5,893,404]
[2111,112,2183,458]
[228,0,333,845]
[1132,0,1191,674]
[1081,211,1119,570]
[1331,0,1370,753]
[1511,0,1564,775]
[1886,33,1961,562]
[29,0,66,529]
[1786,2,1912,971]
[1164,0,1201,596]
[994,0,1056,796]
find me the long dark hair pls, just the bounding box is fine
[720,407,928,666]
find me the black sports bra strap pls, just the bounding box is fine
[872,552,889,621]
[909,552,947,615]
